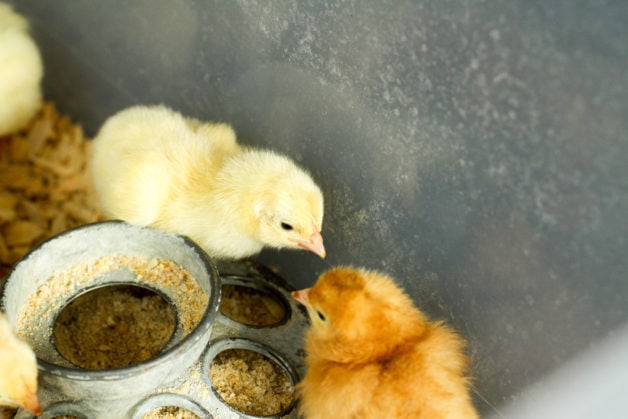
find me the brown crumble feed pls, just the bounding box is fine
[209,348,294,416]
[53,285,176,369]
[220,284,286,326]
[142,406,200,419]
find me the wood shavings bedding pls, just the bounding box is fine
[0,102,101,275]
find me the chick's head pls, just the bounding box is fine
[248,152,325,258]
[293,267,426,362]
[0,316,41,415]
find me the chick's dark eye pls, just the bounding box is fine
[316,310,326,321]
[281,222,293,231]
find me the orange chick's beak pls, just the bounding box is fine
[293,229,326,258]
[292,288,311,307]
[22,389,42,416]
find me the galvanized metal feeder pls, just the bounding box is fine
[1,221,308,419]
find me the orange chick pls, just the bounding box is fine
[292,267,478,419]
[90,105,325,259]
[0,312,41,416]
[0,3,43,136]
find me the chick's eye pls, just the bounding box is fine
[316,310,326,321]
[280,222,293,231]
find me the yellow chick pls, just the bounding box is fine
[0,312,41,416]
[90,105,325,259]
[292,267,478,419]
[0,3,43,136]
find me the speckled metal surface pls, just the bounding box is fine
[3,223,307,419]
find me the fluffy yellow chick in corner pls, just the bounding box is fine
[292,267,478,419]
[0,3,43,136]
[90,105,325,259]
[0,313,41,416]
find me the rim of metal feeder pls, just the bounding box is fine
[5,220,221,381]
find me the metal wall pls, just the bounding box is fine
[8,0,627,415]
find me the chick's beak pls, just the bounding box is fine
[294,229,326,258]
[292,288,311,307]
[21,389,41,416]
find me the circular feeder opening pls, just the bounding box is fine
[40,401,89,419]
[53,284,176,369]
[219,283,287,326]
[130,394,210,419]
[142,406,200,419]
[209,348,294,417]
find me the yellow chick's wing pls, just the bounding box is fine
[90,105,224,225]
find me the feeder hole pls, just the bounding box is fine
[52,284,176,369]
[219,283,287,326]
[142,405,201,419]
[208,348,294,417]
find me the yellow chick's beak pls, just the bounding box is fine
[292,288,311,307]
[21,388,42,416]
[294,229,326,258]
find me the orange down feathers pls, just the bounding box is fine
[292,267,478,419]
